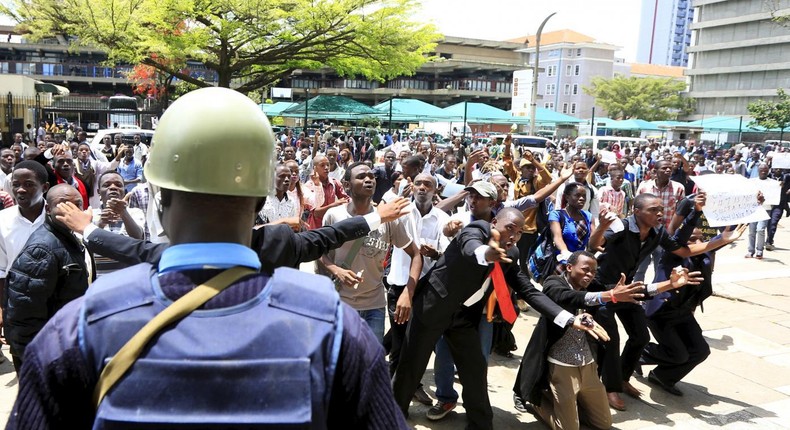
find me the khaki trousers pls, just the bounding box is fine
[534,362,612,430]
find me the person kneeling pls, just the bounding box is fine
[515,251,645,430]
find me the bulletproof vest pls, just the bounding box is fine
[79,263,343,430]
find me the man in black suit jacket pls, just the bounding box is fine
[54,198,410,275]
[391,208,599,430]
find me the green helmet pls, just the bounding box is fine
[146,87,275,197]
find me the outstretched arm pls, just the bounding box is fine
[532,164,572,203]
[291,198,410,265]
[56,202,165,264]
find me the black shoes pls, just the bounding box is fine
[647,370,683,396]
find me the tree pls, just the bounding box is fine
[1,0,439,93]
[126,54,183,102]
[748,88,790,142]
[584,76,694,120]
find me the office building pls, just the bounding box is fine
[510,30,619,119]
[285,36,524,110]
[638,0,695,66]
[686,0,790,120]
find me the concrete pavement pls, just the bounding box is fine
[2,223,790,429]
[405,225,790,430]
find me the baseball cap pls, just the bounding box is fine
[464,181,498,199]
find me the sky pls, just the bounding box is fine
[415,0,643,62]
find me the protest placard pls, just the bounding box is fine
[598,150,618,165]
[441,182,466,198]
[750,177,781,206]
[770,152,790,169]
[690,174,769,227]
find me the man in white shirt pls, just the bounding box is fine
[0,148,14,194]
[74,142,125,209]
[258,165,299,228]
[384,173,449,404]
[90,171,145,275]
[0,161,50,362]
[131,134,149,165]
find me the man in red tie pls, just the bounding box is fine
[52,150,89,210]
[391,207,601,430]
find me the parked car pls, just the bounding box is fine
[90,128,155,151]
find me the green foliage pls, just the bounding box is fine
[271,116,285,126]
[246,89,263,104]
[1,0,439,93]
[357,116,381,128]
[748,88,790,131]
[584,76,694,120]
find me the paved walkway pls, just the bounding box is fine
[2,223,790,429]
[406,225,790,429]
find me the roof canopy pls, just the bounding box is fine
[532,108,584,124]
[684,116,760,132]
[259,101,297,116]
[281,95,381,120]
[610,118,661,131]
[373,98,456,122]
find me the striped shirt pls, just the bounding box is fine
[637,179,685,229]
[597,185,626,217]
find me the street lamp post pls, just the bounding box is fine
[529,12,557,136]
[304,88,310,130]
[389,97,394,135]
[462,100,469,143]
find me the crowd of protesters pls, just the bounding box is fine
[1,113,782,429]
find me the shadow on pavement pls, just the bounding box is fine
[642,380,776,427]
[704,334,734,351]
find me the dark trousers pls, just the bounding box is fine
[643,314,710,386]
[386,281,408,378]
[517,232,538,274]
[767,206,784,245]
[594,303,650,393]
[392,296,492,430]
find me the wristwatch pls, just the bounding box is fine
[566,316,576,327]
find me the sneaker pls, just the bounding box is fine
[765,243,775,251]
[755,251,763,260]
[426,401,456,421]
[412,386,433,406]
[745,253,753,258]
[513,393,529,413]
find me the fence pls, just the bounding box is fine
[1,93,165,144]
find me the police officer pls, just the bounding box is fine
[8,87,408,429]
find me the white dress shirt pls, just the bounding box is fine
[0,206,46,278]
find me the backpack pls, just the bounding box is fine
[527,207,563,283]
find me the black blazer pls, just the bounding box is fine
[414,220,565,328]
[84,216,371,275]
[514,275,592,406]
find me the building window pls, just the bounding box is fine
[572,84,579,95]
[576,48,582,57]
[564,84,571,95]
[544,102,555,110]
[566,64,573,76]
[570,103,577,114]
[574,65,581,76]
[562,103,569,114]
[545,84,556,95]
[547,65,556,77]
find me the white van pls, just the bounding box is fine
[490,134,554,154]
[574,136,648,154]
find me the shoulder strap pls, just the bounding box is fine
[93,266,256,408]
[342,236,366,268]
